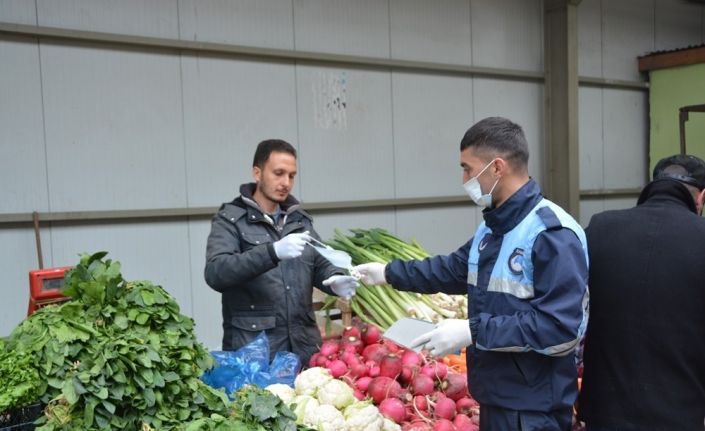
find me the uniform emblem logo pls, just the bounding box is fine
[478,234,491,251]
[508,248,524,275]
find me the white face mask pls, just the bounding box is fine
[463,158,500,208]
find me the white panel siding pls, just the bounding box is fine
[0,37,48,213]
[36,0,179,39]
[177,0,294,50]
[293,0,390,58]
[40,43,186,211]
[472,79,544,186]
[602,0,654,81]
[579,200,604,227]
[602,89,648,189]
[471,0,543,71]
[389,0,472,65]
[654,0,703,51]
[188,218,223,351]
[578,0,603,78]
[295,65,394,202]
[395,206,480,256]
[603,197,637,211]
[0,227,49,337]
[49,221,193,316]
[180,54,298,208]
[579,87,604,190]
[0,0,37,25]
[392,71,473,198]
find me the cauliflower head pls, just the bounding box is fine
[265,383,296,405]
[313,404,347,431]
[291,395,320,426]
[317,378,355,410]
[382,417,402,431]
[295,367,333,397]
[344,402,384,431]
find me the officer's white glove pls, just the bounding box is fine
[410,319,472,358]
[353,262,387,285]
[322,275,359,300]
[273,232,311,260]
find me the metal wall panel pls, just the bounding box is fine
[36,0,179,39]
[472,79,544,186]
[471,0,543,71]
[187,218,222,351]
[603,197,637,211]
[40,42,187,211]
[0,0,37,25]
[577,0,603,77]
[311,211,396,245]
[49,221,193,316]
[602,89,648,189]
[293,0,390,58]
[602,0,654,81]
[389,0,472,65]
[654,0,703,51]
[295,65,395,202]
[395,206,480,256]
[579,200,604,227]
[180,54,299,208]
[0,227,48,336]
[392,72,473,199]
[177,0,294,50]
[579,87,604,190]
[0,37,48,213]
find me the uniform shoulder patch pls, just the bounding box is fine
[536,206,562,230]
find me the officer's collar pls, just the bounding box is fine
[483,178,543,235]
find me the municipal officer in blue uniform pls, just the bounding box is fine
[355,117,589,431]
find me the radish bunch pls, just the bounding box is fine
[309,323,481,431]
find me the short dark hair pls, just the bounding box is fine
[652,154,705,190]
[252,139,297,168]
[460,117,529,169]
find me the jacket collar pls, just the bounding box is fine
[636,179,697,213]
[238,183,302,216]
[483,178,543,235]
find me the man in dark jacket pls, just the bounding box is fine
[355,117,589,430]
[578,154,705,431]
[204,139,358,364]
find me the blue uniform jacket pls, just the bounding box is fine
[385,179,588,411]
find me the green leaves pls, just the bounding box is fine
[0,344,42,411]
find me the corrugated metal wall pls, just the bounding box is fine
[1,0,703,348]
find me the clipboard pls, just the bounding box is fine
[382,317,436,352]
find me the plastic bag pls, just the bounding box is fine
[201,331,301,397]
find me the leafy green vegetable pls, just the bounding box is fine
[0,346,42,411]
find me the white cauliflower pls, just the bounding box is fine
[344,402,384,431]
[265,383,296,405]
[313,404,347,431]
[382,417,401,431]
[295,367,333,397]
[291,395,320,426]
[317,378,355,410]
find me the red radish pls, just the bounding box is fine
[349,362,368,378]
[341,336,364,354]
[402,421,432,431]
[341,350,360,366]
[356,376,372,392]
[309,353,321,368]
[353,389,366,401]
[368,364,381,378]
[361,324,381,345]
[455,397,476,416]
[379,398,407,423]
[367,376,403,404]
[432,418,457,431]
[421,361,448,381]
[326,359,347,378]
[434,397,457,420]
[380,353,403,379]
[342,326,361,339]
[431,390,447,400]
[470,414,480,425]
[315,354,330,367]
[362,344,390,363]
[411,374,435,396]
[453,414,476,431]
[402,349,423,368]
[384,340,401,353]
[413,395,428,412]
[441,373,468,401]
[319,340,340,358]
[399,365,415,385]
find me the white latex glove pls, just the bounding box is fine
[322,275,359,300]
[273,231,311,260]
[410,319,472,358]
[353,262,387,285]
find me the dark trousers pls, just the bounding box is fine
[480,404,573,431]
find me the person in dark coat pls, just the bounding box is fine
[578,154,705,431]
[204,139,358,365]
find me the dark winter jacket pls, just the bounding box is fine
[578,179,705,431]
[204,183,342,364]
[386,179,589,411]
